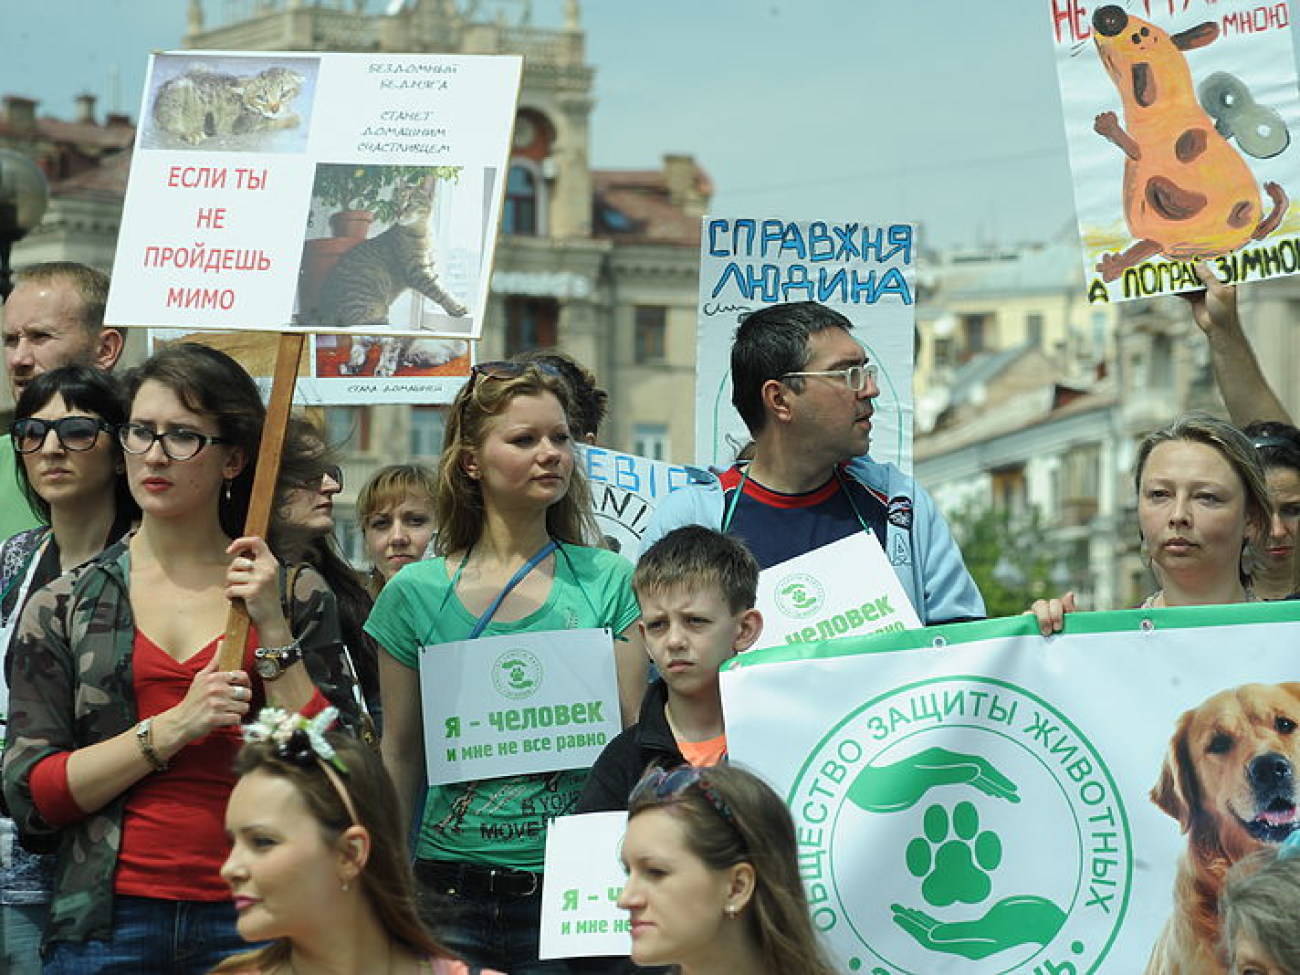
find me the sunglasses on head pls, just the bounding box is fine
[11,416,114,454]
[629,765,740,832]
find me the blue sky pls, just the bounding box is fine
[6,0,1081,250]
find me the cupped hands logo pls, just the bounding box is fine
[789,678,1131,974]
[775,572,825,619]
[492,648,543,700]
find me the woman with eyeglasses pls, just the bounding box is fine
[367,360,647,974]
[2,343,362,973]
[0,365,137,975]
[271,415,381,737]
[617,764,838,975]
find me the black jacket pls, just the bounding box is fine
[577,678,683,813]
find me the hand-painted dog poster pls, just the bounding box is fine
[721,600,1300,973]
[1052,2,1300,304]
[694,217,917,472]
[111,50,520,400]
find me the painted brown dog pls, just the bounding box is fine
[1146,682,1300,975]
[1091,5,1288,282]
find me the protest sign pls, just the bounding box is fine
[755,532,921,650]
[112,50,520,400]
[540,812,631,959]
[418,628,621,786]
[695,217,917,471]
[577,444,694,560]
[722,600,1300,973]
[1052,1,1300,304]
[145,327,470,406]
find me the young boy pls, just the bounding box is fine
[576,525,762,813]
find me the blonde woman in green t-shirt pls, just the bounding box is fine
[368,360,646,974]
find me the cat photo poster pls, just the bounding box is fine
[108,50,522,360]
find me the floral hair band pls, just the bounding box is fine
[243,706,359,825]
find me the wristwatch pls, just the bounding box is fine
[254,639,303,681]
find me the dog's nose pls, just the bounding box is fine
[1093,5,1128,38]
[1249,753,1294,789]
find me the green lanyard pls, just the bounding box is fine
[720,464,874,537]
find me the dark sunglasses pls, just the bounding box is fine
[629,765,739,831]
[11,416,114,454]
[292,464,343,491]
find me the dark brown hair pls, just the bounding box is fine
[212,732,453,971]
[627,764,839,975]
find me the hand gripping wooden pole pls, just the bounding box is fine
[217,331,305,671]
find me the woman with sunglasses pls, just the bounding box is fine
[2,343,362,973]
[271,415,381,736]
[617,764,838,975]
[1,365,137,975]
[367,360,647,974]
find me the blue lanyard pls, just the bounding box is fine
[445,539,559,639]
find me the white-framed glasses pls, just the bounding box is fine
[780,363,878,391]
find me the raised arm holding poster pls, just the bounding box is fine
[720,600,1300,974]
[695,217,917,471]
[1052,1,1300,304]
[117,50,521,404]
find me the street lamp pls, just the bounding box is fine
[0,150,50,300]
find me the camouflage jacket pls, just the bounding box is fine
[0,538,362,944]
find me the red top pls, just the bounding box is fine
[116,631,251,900]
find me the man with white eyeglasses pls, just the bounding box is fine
[641,300,984,626]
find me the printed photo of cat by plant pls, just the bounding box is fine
[298,163,473,379]
[141,55,318,152]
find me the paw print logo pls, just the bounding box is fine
[905,801,1002,907]
[491,648,544,700]
[774,572,825,619]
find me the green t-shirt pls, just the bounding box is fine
[366,543,640,870]
[0,436,41,541]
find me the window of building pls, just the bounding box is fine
[933,337,954,369]
[1026,313,1044,347]
[504,297,559,355]
[503,163,539,236]
[409,406,447,459]
[634,424,670,461]
[961,313,989,355]
[333,508,365,568]
[325,406,370,453]
[635,306,667,363]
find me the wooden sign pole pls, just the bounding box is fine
[217,331,306,671]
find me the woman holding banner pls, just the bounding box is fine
[368,360,645,974]
[2,343,360,973]
[1031,412,1273,631]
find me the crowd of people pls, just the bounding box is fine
[2,260,1299,974]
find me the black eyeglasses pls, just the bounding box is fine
[118,422,229,461]
[629,766,740,832]
[11,416,114,454]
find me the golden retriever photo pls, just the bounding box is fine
[1146,682,1300,975]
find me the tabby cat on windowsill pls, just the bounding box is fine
[311,179,470,378]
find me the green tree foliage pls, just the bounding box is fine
[948,502,1056,618]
